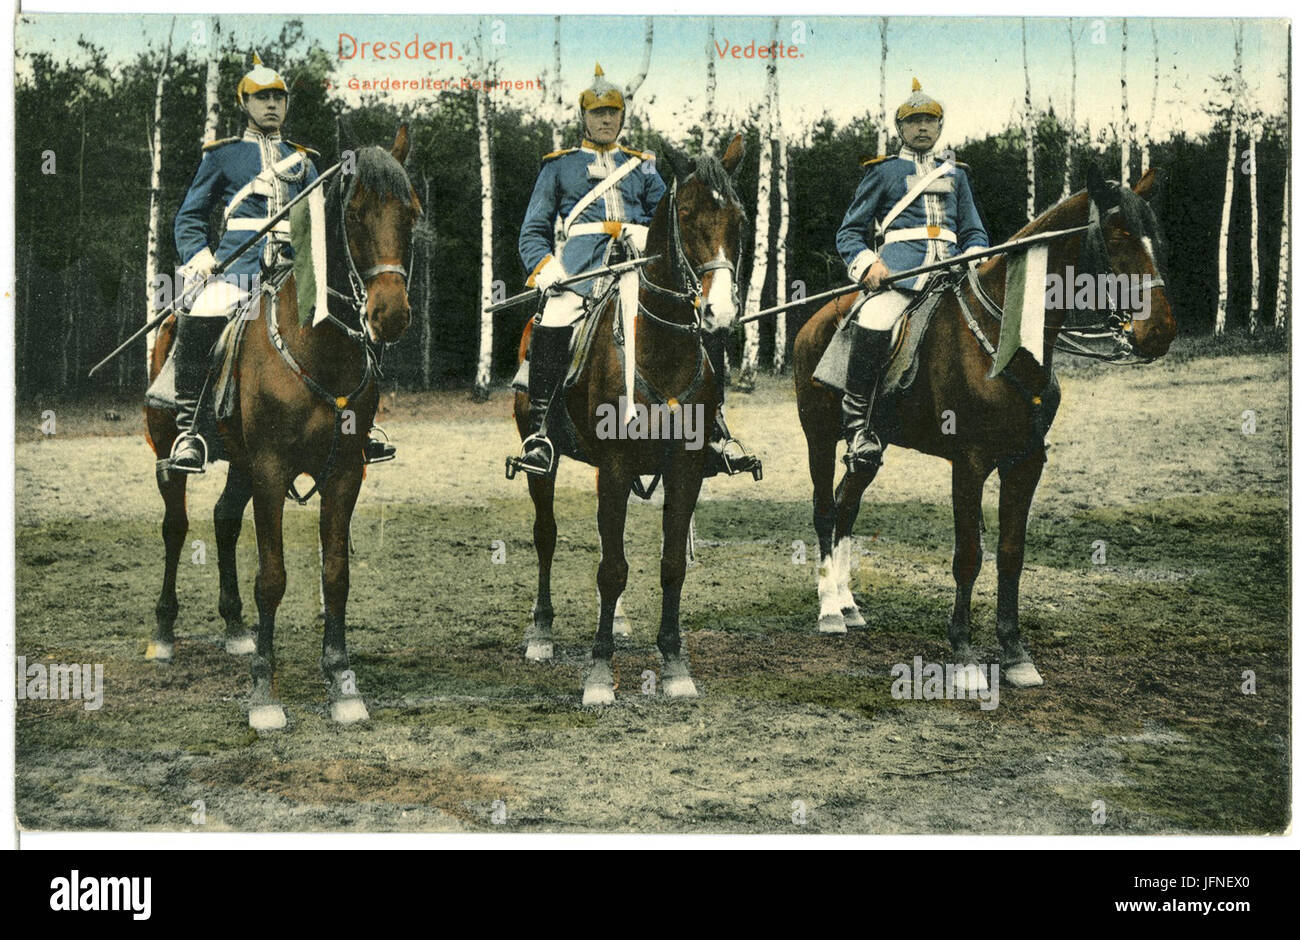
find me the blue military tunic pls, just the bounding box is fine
[174,128,319,282]
[836,145,987,290]
[518,140,666,297]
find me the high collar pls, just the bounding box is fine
[899,145,938,165]
[581,138,619,153]
[243,127,283,143]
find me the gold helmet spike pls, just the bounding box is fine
[236,51,288,107]
[578,62,625,112]
[895,77,944,122]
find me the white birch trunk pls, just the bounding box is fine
[202,16,221,143]
[474,23,495,396]
[144,18,176,373]
[1248,125,1260,333]
[704,18,717,151]
[741,18,777,383]
[877,18,889,157]
[1120,19,1131,185]
[1022,19,1035,222]
[1277,160,1290,330]
[773,59,789,373]
[1215,24,1243,335]
[1063,18,1078,201]
[1141,23,1158,178]
[625,17,654,102]
[418,175,434,388]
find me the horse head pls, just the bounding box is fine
[335,125,422,345]
[655,134,747,329]
[1082,164,1177,360]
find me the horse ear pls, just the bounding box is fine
[1132,166,1159,201]
[661,142,694,183]
[391,124,411,164]
[721,133,745,177]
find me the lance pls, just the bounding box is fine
[88,161,344,378]
[485,255,661,314]
[737,224,1092,325]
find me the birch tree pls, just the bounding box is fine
[1021,18,1035,222]
[1248,120,1260,333]
[1063,18,1080,201]
[877,18,889,157]
[1140,22,1159,178]
[1277,137,1290,330]
[1120,19,1131,185]
[772,43,790,372]
[625,18,654,103]
[704,18,717,151]
[1215,21,1244,335]
[416,174,436,388]
[202,16,221,143]
[740,17,778,385]
[474,20,495,398]
[550,17,563,151]
[144,18,176,373]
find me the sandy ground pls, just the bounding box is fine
[13,352,1290,833]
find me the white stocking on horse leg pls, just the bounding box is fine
[835,537,866,627]
[817,548,847,634]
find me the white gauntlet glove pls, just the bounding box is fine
[534,257,567,293]
[179,247,217,281]
[624,225,649,253]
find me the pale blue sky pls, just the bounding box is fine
[15,12,1290,147]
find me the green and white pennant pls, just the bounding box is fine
[289,185,330,327]
[989,243,1050,378]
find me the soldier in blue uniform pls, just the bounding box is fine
[511,64,759,478]
[835,79,989,472]
[168,55,392,472]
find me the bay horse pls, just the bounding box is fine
[515,135,747,705]
[144,127,419,729]
[793,165,1176,688]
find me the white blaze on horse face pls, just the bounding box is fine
[704,247,736,328]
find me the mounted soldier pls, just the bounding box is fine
[168,54,394,473]
[510,63,760,479]
[835,78,989,472]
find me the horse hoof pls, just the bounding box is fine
[612,614,632,637]
[330,696,369,725]
[950,663,990,693]
[225,633,255,656]
[145,640,173,663]
[249,704,288,730]
[663,675,699,699]
[818,612,847,634]
[582,684,615,707]
[525,641,554,662]
[1005,663,1044,688]
[841,605,867,628]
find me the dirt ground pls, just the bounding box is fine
[13,352,1290,833]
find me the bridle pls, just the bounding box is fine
[961,195,1167,366]
[322,169,411,349]
[636,177,743,336]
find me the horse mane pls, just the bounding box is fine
[689,154,743,212]
[1008,180,1167,275]
[353,145,419,210]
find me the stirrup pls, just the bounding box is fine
[363,425,396,465]
[166,432,208,474]
[843,430,884,474]
[505,433,556,480]
[717,437,763,481]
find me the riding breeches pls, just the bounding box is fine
[850,288,915,331]
[187,280,250,319]
[537,289,586,328]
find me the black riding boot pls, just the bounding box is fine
[702,329,762,479]
[841,323,894,473]
[169,313,226,473]
[363,433,396,464]
[508,324,574,478]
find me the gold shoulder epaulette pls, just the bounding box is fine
[285,140,321,159]
[860,153,895,167]
[542,147,577,162]
[202,136,239,151]
[619,146,647,159]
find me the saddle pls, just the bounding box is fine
[145,304,257,464]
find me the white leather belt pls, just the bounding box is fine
[883,226,956,244]
[566,221,647,239]
[227,218,291,234]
